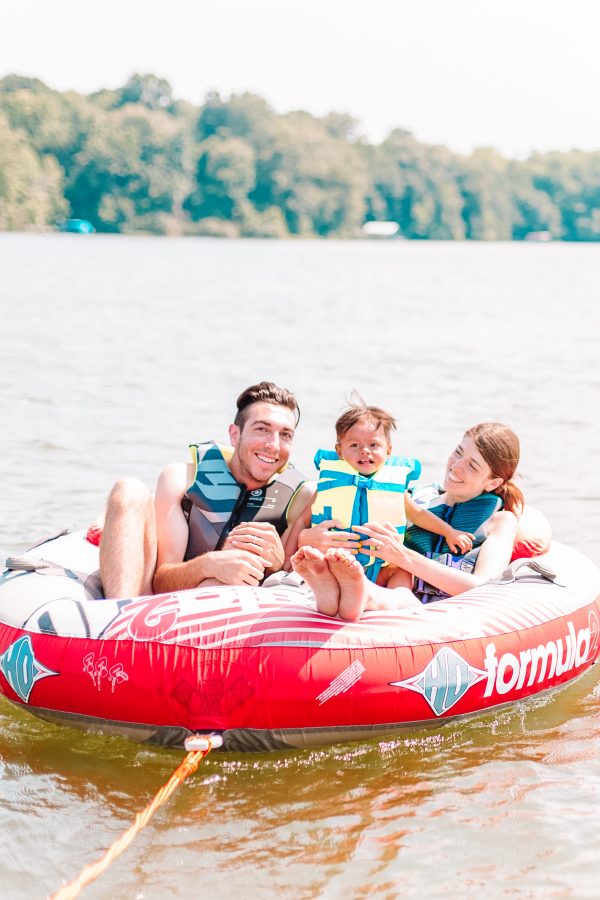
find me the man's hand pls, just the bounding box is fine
[224,522,285,572]
[297,519,361,553]
[203,548,270,587]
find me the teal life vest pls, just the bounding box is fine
[311,449,421,582]
[182,441,305,561]
[404,483,502,601]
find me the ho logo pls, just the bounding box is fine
[0,635,58,703]
[390,647,487,717]
[391,617,597,716]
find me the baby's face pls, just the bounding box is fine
[336,422,392,476]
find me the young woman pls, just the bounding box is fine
[291,422,526,620]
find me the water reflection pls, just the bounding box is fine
[2,662,599,896]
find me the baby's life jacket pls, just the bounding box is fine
[311,450,421,582]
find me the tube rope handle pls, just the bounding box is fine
[50,734,223,900]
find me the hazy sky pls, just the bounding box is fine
[2,0,599,158]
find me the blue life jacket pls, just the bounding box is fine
[404,483,502,601]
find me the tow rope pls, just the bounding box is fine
[51,734,223,900]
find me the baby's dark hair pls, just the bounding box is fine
[234,381,300,430]
[335,400,396,442]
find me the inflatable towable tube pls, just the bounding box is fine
[0,531,599,752]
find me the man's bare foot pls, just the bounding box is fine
[291,547,340,616]
[326,548,370,622]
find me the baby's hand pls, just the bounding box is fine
[446,528,474,554]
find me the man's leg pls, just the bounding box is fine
[99,478,157,599]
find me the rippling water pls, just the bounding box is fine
[1,234,600,897]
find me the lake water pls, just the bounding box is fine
[1,233,600,898]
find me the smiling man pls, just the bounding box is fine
[99,382,310,599]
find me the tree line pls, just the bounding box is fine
[1,72,599,240]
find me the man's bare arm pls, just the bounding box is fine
[152,462,269,592]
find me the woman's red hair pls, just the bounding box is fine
[465,422,524,514]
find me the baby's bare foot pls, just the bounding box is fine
[326,548,369,622]
[291,547,340,616]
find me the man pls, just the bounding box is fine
[99,382,311,598]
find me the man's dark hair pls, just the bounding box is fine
[234,381,300,430]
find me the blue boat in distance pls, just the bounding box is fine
[61,218,95,234]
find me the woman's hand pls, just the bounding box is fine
[355,522,408,566]
[297,520,361,553]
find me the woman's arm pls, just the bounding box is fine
[358,509,517,597]
[404,494,474,554]
[468,510,518,581]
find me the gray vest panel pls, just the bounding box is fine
[182,441,305,561]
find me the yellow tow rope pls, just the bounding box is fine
[50,734,223,900]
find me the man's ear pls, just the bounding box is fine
[229,423,240,448]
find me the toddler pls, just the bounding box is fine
[289,403,473,619]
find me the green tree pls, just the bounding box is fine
[524,151,600,241]
[0,86,96,177]
[67,105,192,232]
[457,148,514,240]
[116,73,175,112]
[0,74,50,93]
[321,111,363,143]
[509,161,562,239]
[196,91,276,148]
[3,73,600,241]
[191,96,368,236]
[184,134,256,224]
[0,110,67,229]
[367,131,466,239]
[252,111,368,236]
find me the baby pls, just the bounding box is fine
[288,402,473,620]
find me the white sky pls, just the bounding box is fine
[2,0,599,158]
